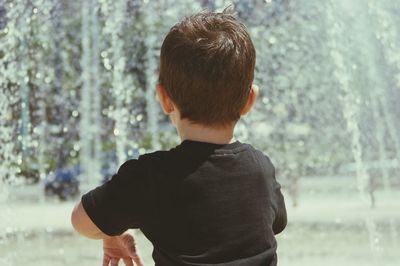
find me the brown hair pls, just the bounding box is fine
[159,10,256,126]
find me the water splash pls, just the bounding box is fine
[80,0,102,183]
[325,0,399,258]
[0,3,24,264]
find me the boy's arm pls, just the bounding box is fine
[271,166,287,235]
[272,183,287,234]
[71,200,110,239]
[71,201,144,266]
[70,159,150,265]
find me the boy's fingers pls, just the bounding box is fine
[122,258,134,266]
[124,239,138,259]
[127,244,137,258]
[111,258,119,266]
[121,234,142,266]
[132,254,143,266]
[103,255,111,266]
[122,234,135,248]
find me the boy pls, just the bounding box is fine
[71,10,287,266]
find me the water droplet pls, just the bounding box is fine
[32,140,39,147]
[101,51,108,58]
[269,36,277,44]
[73,144,80,151]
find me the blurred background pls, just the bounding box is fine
[0,0,399,265]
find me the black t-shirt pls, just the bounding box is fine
[82,140,287,266]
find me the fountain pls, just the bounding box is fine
[0,0,399,265]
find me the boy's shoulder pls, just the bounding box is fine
[131,141,275,171]
[122,146,181,173]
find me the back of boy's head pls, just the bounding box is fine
[159,9,256,127]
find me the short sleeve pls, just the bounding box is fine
[81,159,153,236]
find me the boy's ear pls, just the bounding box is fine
[156,84,175,114]
[240,84,259,116]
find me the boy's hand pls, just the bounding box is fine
[103,233,143,266]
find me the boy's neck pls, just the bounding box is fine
[176,119,236,145]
